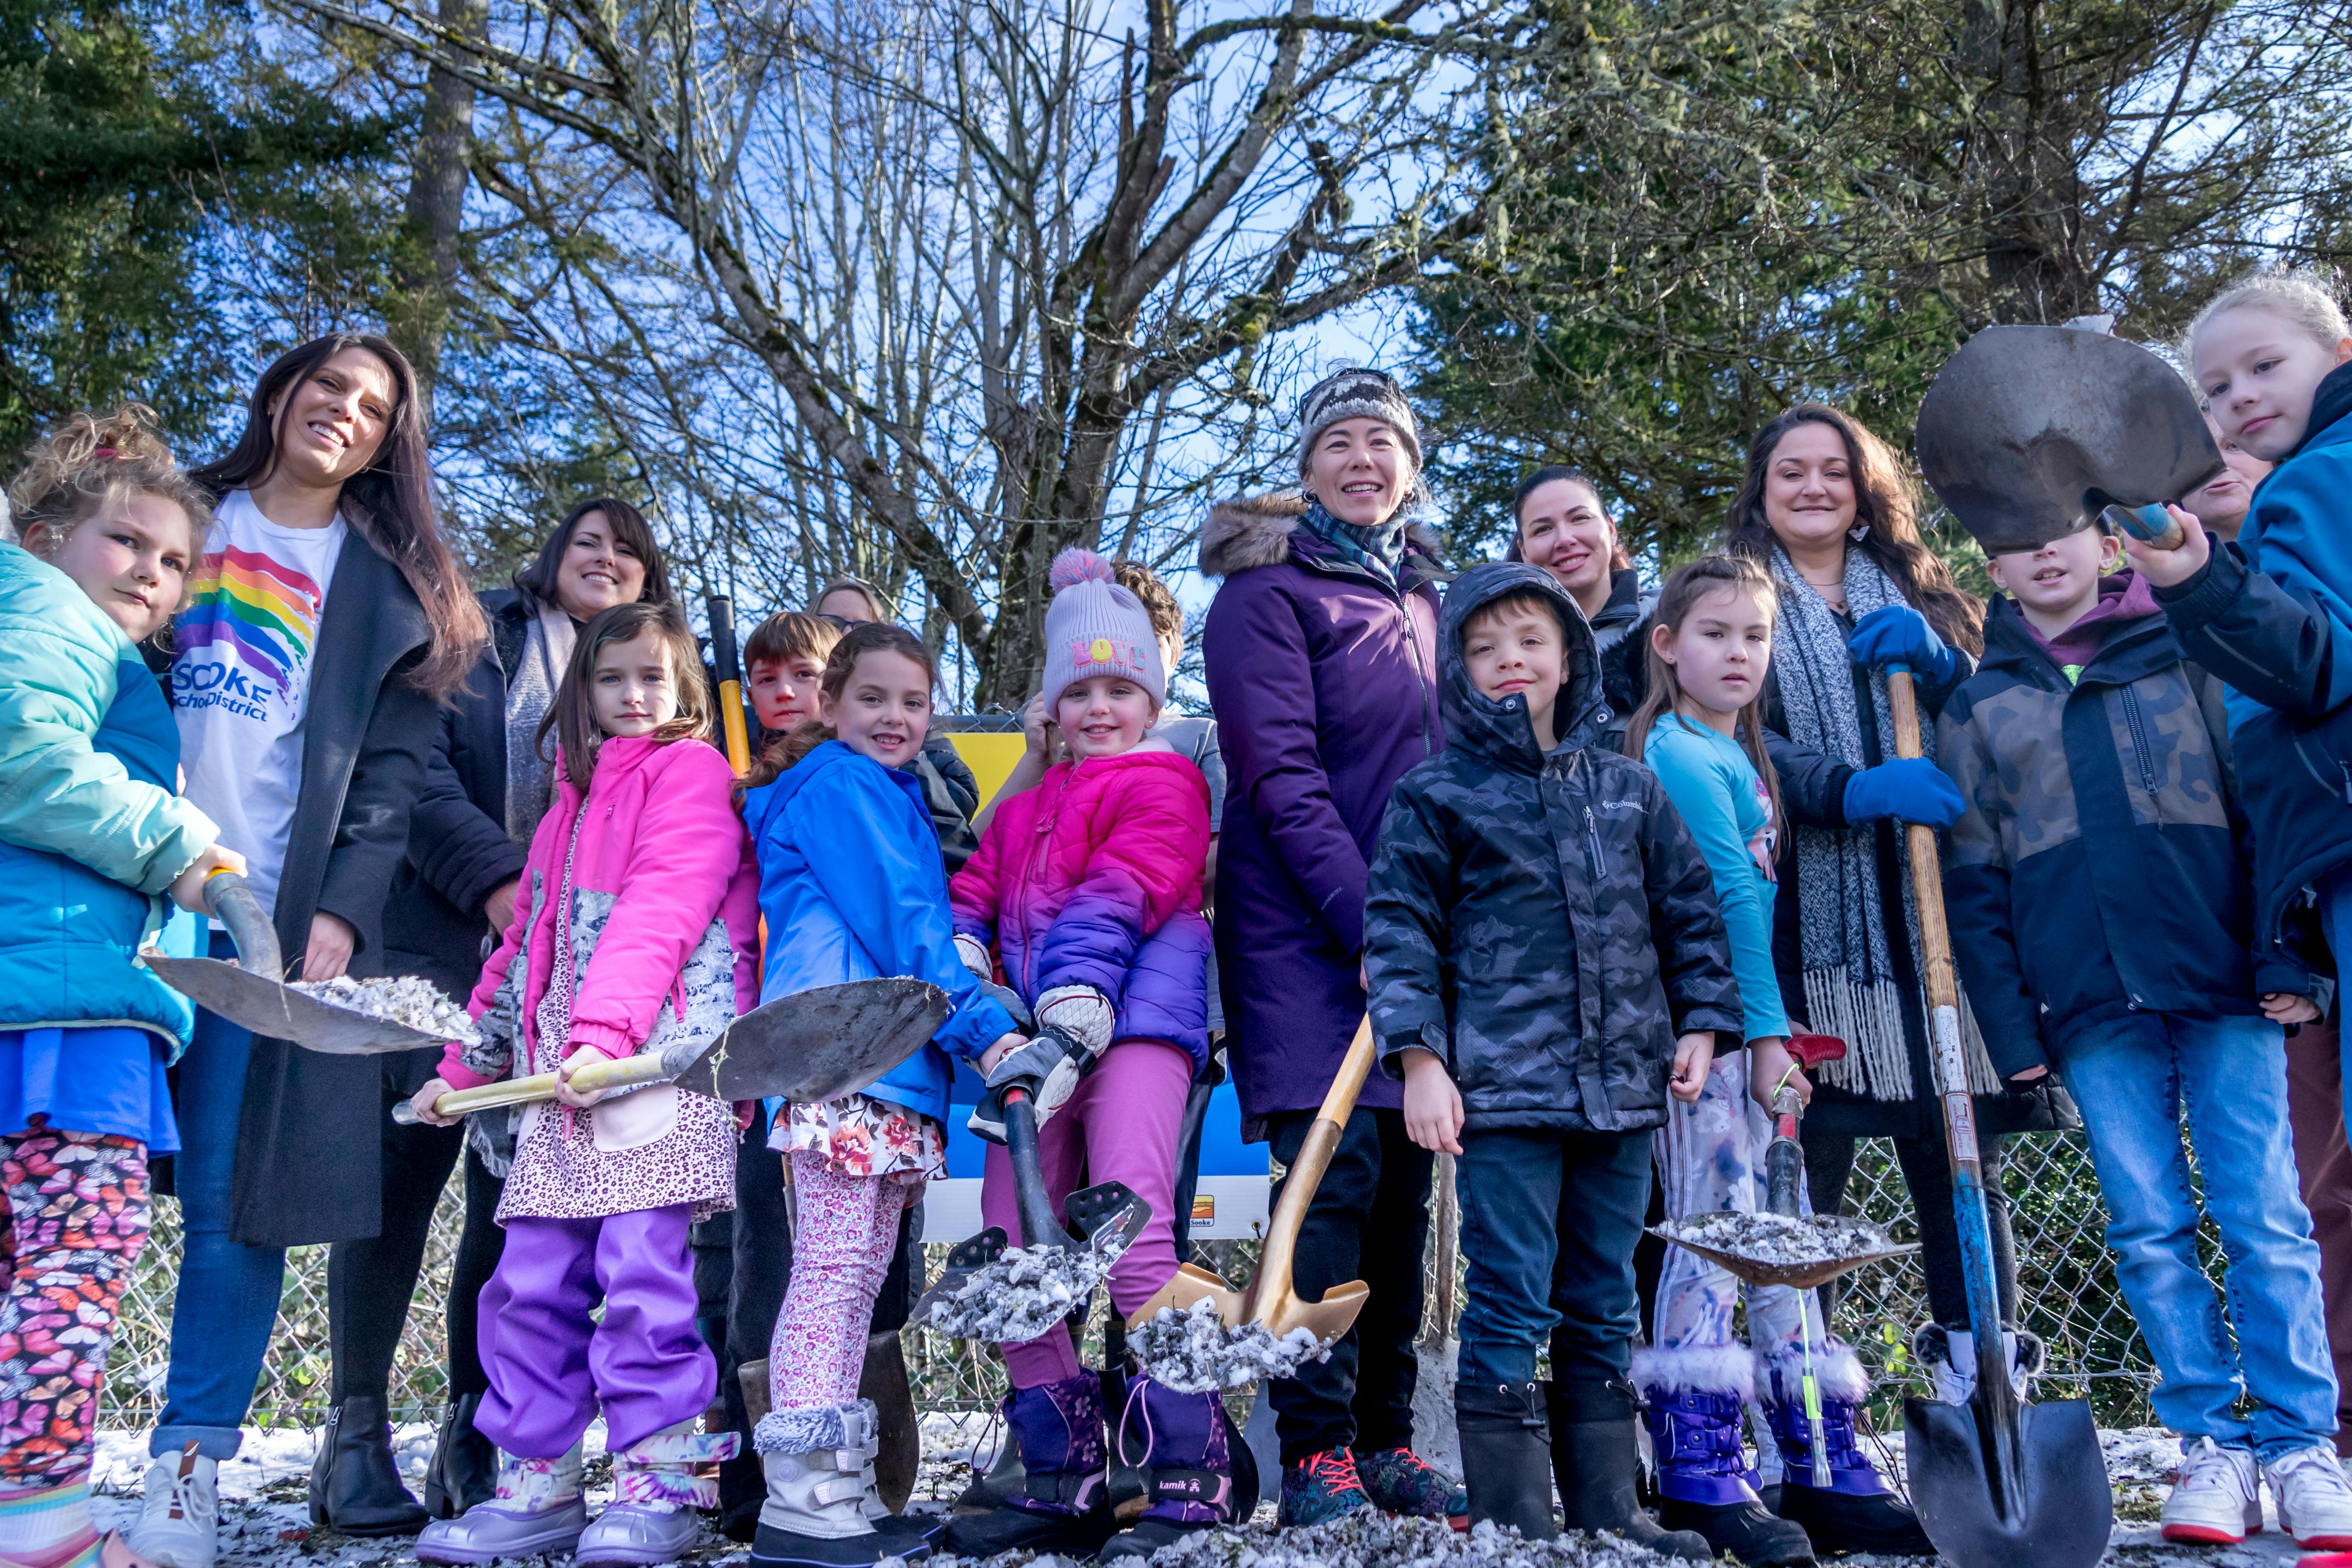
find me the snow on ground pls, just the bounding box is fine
[81,1421,2320,1566]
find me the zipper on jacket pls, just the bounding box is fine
[1583,805,1605,880]
[2119,688,2160,820]
[1299,546,1438,758]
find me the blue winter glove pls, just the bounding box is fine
[1843,759,1964,828]
[1846,605,1955,686]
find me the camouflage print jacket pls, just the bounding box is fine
[1939,589,2312,1076]
[1364,563,1742,1133]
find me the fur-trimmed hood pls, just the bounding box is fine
[1198,490,1443,578]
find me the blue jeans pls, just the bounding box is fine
[2056,1010,2337,1459]
[2320,869,2352,1134]
[1455,1125,1649,1390]
[152,933,288,1459]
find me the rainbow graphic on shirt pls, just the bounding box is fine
[175,545,326,699]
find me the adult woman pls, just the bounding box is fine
[1722,405,2070,1397]
[130,334,485,1568]
[811,575,889,624]
[1200,367,1460,1530]
[311,501,670,1533]
[1510,466,1648,728]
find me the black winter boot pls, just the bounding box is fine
[423,1393,498,1520]
[1453,1379,1557,1541]
[940,1373,1120,1557]
[1545,1379,1710,1562]
[309,1394,429,1536]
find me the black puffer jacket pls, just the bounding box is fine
[1363,563,1742,1133]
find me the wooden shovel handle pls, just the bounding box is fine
[391,1050,675,1124]
[1255,1017,1376,1311]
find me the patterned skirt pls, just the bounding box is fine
[769,1093,945,1187]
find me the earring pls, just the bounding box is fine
[1848,525,1871,542]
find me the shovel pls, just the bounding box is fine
[143,872,461,1054]
[1125,1016,1376,1342]
[1885,669,2113,1568]
[391,976,951,1124]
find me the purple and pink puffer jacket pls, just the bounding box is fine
[948,744,1214,1071]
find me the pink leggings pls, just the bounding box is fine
[980,1040,1191,1389]
[768,1157,911,1412]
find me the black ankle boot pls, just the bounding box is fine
[1544,1379,1711,1562]
[309,1394,428,1536]
[422,1393,496,1520]
[1453,1379,1557,1541]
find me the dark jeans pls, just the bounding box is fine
[1458,1126,1649,1390]
[1263,1106,1432,1464]
[328,1056,506,1405]
[1804,1125,2018,1331]
[2286,1019,2352,1454]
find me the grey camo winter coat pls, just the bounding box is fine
[1363,563,1743,1133]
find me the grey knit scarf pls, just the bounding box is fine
[1765,544,1997,1100]
[504,605,576,847]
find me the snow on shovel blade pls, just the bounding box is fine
[1649,1211,1920,1291]
[1905,1392,2111,1568]
[913,1180,1150,1345]
[1132,1298,1335,1394]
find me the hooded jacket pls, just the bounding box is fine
[1939,589,2302,1076]
[1362,563,1742,1133]
[2153,360,2352,939]
[0,545,215,1050]
[742,739,1020,1124]
[1200,491,1445,1132]
[949,746,1214,1070]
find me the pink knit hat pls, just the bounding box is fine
[1041,548,1165,709]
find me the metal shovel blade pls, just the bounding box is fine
[1129,1261,1247,1327]
[141,953,452,1055]
[1904,1393,2111,1568]
[858,1331,920,1514]
[676,977,951,1103]
[909,1227,1009,1323]
[1064,1180,1151,1254]
[1647,1219,1921,1291]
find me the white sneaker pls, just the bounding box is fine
[127,1444,219,1568]
[2161,1437,2260,1544]
[2269,1443,2352,1550]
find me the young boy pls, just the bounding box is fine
[1939,523,2352,1550]
[1363,561,1736,1559]
[746,610,841,734]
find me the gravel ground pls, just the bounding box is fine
[82,1419,2317,1567]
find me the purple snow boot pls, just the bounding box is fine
[1637,1349,1815,1567]
[1098,1378,1245,1561]
[1759,1346,1932,1556]
[940,1373,1117,1557]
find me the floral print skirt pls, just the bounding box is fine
[769,1093,945,1186]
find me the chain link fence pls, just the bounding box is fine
[99,1130,2188,1430]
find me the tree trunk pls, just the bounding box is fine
[390,0,485,404]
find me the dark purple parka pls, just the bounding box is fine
[1199,492,1445,1137]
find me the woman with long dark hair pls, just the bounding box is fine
[130,333,484,1568]
[314,499,671,1533]
[1721,405,2070,1406]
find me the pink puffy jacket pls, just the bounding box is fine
[438,734,759,1088]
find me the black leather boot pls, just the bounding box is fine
[422,1393,498,1520]
[1545,1378,1711,1563]
[309,1394,429,1536]
[1454,1379,1558,1541]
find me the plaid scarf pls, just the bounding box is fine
[1299,499,1408,588]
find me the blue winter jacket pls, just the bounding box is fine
[741,738,1020,1123]
[0,545,217,1051]
[2155,361,2352,939]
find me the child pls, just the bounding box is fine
[746,611,840,735]
[409,600,756,1568]
[736,621,1024,1568]
[1363,560,1738,1557]
[1625,556,1928,1563]
[0,408,239,1568]
[1941,519,2352,1549]
[940,550,1224,1562]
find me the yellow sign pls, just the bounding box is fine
[944,732,1031,811]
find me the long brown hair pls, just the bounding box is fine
[1723,405,1983,655]
[739,621,939,796]
[1623,554,1785,831]
[513,495,672,613]
[193,332,487,696]
[538,601,710,787]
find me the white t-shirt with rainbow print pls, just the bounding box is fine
[170,489,346,921]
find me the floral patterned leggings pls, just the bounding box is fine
[0,1129,150,1485]
[767,1157,911,1414]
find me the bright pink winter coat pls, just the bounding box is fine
[949,743,1214,1068]
[437,734,760,1089]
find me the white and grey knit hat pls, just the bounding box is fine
[1295,365,1424,474]
[1041,547,1166,709]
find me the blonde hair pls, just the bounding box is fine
[9,405,210,562]
[1622,554,1784,831]
[2184,266,2352,369]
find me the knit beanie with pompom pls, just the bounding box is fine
[1040,547,1166,710]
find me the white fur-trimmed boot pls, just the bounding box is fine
[1912,1324,2044,1405]
[1757,1343,1931,1556]
[751,1402,931,1567]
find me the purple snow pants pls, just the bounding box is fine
[476,1204,714,1458]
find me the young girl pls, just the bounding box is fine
[737,621,1023,1568]
[939,550,1224,1562]
[408,601,755,1568]
[0,408,238,1568]
[1625,556,1927,1563]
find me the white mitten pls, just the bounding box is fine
[954,934,995,981]
[1035,985,1116,1055]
